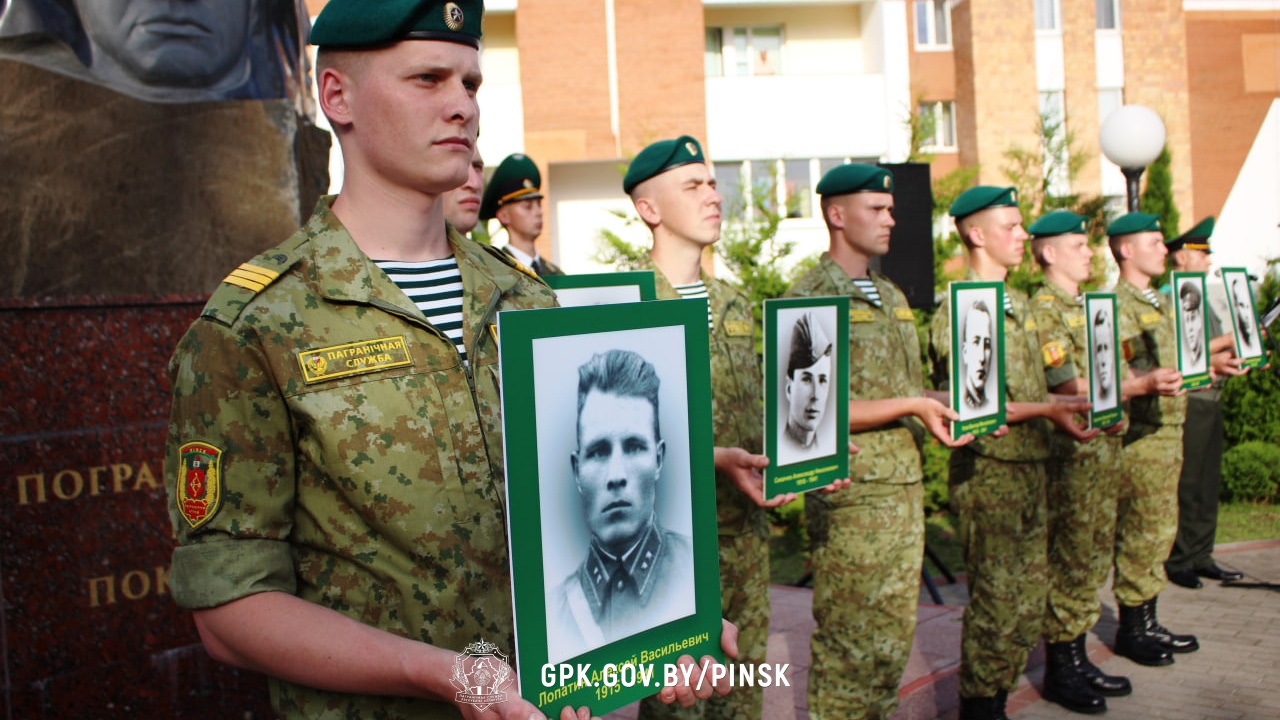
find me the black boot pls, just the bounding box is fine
[1072,634,1132,697]
[1042,641,1107,714]
[959,695,1010,720]
[1141,597,1199,653]
[1115,603,1174,666]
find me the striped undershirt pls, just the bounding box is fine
[1003,293,1013,314]
[851,277,881,307]
[1142,288,1162,309]
[673,280,714,329]
[375,257,467,364]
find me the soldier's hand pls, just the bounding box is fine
[914,396,973,447]
[991,424,1010,438]
[656,620,738,707]
[1210,350,1246,379]
[714,446,794,508]
[1103,421,1126,436]
[1046,401,1098,442]
[1146,367,1185,396]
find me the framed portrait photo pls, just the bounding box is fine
[1083,292,1123,429]
[1171,271,1211,389]
[948,281,1006,439]
[497,299,721,716]
[542,271,657,308]
[1221,267,1266,370]
[762,296,850,499]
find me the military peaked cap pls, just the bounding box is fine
[480,154,542,221]
[1166,216,1214,253]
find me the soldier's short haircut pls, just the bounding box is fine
[576,349,662,443]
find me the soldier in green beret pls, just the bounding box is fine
[163,4,734,719]
[1026,210,1133,713]
[623,136,850,720]
[480,153,565,276]
[927,186,1094,720]
[784,163,973,719]
[1105,212,1207,668]
[442,144,485,234]
[1161,217,1246,590]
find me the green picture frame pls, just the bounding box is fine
[948,280,1006,439]
[1083,292,1123,429]
[1221,267,1266,370]
[497,299,722,716]
[542,271,657,307]
[762,296,850,499]
[1171,271,1212,389]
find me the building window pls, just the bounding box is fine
[1035,0,1059,31]
[1096,0,1120,30]
[705,26,783,77]
[914,0,950,47]
[918,101,958,150]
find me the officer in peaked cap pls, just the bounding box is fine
[481,153,564,276]
[165,3,738,718]
[1163,214,1246,593]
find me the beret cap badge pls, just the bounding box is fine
[444,2,463,30]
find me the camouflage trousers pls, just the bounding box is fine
[805,482,925,720]
[1115,429,1184,606]
[949,449,1048,698]
[636,531,770,720]
[1042,436,1123,643]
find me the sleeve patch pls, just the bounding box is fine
[1042,341,1066,368]
[177,442,224,529]
[1122,338,1136,362]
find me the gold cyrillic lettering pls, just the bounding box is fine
[120,570,150,600]
[88,465,110,496]
[87,576,116,607]
[16,473,45,505]
[52,469,84,500]
[111,463,133,493]
[153,565,170,596]
[133,462,159,491]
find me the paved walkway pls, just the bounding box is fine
[607,539,1280,720]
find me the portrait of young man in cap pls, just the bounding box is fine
[1229,274,1260,357]
[776,310,835,466]
[1177,278,1208,375]
[1092,306,1118,410]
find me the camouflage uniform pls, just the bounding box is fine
[929,273,1052,699]
[1113,278,1186,606]
[164,197,556,720]
[786,255,928,720]
[1031,282,1126,643]
[637,255,768,720]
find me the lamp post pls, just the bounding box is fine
[1099,105,1167,213]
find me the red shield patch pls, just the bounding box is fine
[178,441,223,529]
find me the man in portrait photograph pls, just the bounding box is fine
[1093,307,1117,409]
[1231,276,1259,356]
[550,349,695,661]
[781,312,833,460]
[960,298,995,415]
[1179,280,1207,373]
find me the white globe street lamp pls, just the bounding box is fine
[1099,105,1167,213]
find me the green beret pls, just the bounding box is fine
[623,136,706,195]
[480,154,542,221]
[1166,216,1214,253]
[815,163,894,196]
[1105,212,1161,237]
[1027,210,1087,238]
[949,186,1019,220]
[310,0,484,49]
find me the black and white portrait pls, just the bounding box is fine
[533,328,695,664]
[1176,276,1208,377]
[954,287,999,421]
[1087,299,1118,412]
[1226,271,1262,360]
[774,307,838,467]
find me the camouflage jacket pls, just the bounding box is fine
[164,196,555,720]
[1114,277,1187,431]
[786,254,925,486]
[640,255,767,538]
[929,271,1051,462]
[1031,280,1127,459]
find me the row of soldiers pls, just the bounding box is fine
[160,2,1254,718]
[462,149,1252,720]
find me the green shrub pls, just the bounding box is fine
[922,439,951,514]
[1221,363,1280,447]
[1221,441,1280,503]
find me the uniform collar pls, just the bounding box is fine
[578,520,667,617]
